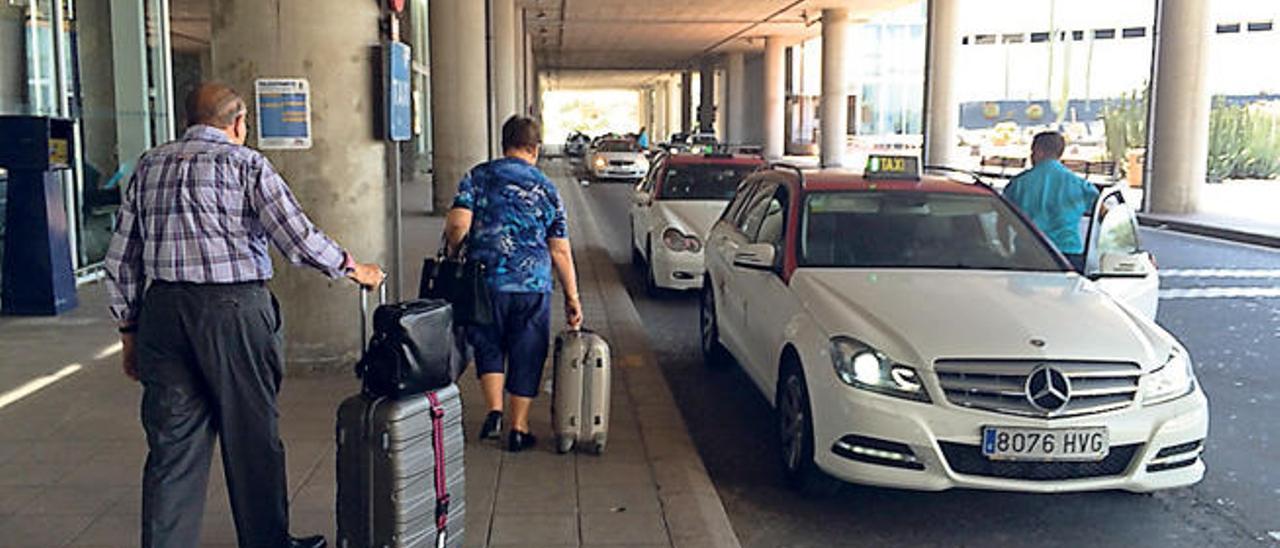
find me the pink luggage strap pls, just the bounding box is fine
[426,391,450,548]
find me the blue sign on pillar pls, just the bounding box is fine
[387,41,412,142]
[255,79,312,150]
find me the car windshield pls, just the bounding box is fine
[658,165,755,200]
[800,191,1065,271]
[598,140,638,152]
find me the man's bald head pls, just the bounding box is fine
[186,82,246,129]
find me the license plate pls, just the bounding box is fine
[981,426,1109,461]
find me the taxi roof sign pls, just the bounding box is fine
[864,154,920,180]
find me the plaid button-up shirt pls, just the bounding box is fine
[105,125,348,322]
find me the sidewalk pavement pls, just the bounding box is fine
[0,164,739,547]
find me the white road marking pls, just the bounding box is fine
[1160,287,1280,300]
[1161,269,1280,279]
[0,364,83,410]
[94,342,123,360]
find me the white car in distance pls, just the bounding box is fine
[700,158,1206,495]
[629,152,764,293]
[588,139,647,181]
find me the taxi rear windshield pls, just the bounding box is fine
[800,191,1064,271]
[658,165,755,200]
[597,140,638,152]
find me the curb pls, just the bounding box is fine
[559,170,743,548]
[1138,213,1280,249]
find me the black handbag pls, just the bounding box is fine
[356,298,467,397]
[419,237,494,326]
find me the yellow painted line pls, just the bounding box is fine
[0,364,83,410]
[94,342,123,360]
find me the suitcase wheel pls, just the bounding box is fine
[592,434,607,455]
[556,435,575,454]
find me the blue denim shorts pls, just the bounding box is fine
[466,292,551,398]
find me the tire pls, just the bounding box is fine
[699,282,732,368]
[777,361,841,496]
[644,242,661,297]
[630,223,645,267]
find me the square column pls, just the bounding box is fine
[725,52,746,144]
[763,36,785,159]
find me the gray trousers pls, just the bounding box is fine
[136,281,290,548]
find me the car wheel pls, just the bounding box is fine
[778,362,841,496]
[699,282,731,368]
[644,242,661,297]
[630,224,645,267]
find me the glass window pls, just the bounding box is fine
[597,140,638,152]
[799,191,1063,271]
[657,165,755,201]
[752,190,788,248]
[1095,198,1140,256]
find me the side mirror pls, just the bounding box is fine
[733,242,778,271]
[1089,251,1153,279]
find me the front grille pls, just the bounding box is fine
[608,159,634,166]
[939,442,1141,480]
[935,360,1141,418]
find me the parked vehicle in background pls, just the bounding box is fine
[588,139,648,181]
[630,150,764,293]
[700,156,1203,496]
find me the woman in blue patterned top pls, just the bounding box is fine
[445,116,583,451]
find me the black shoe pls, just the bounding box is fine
[289,535,326,548]
[508,430,537,452]
[479,410,503,440]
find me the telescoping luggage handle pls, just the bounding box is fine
[358,281,389,359]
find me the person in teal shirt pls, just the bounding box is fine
[1002,131,1100,271]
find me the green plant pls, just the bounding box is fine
[1101,88,1148,172]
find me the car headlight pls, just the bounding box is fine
[829,337,930,402]
[662,228,701,253]
[593,156,606,168]
[1143,346,1196,405]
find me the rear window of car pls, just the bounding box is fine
[658,165,757,201]
[597,140,638,152]
[799,191,1064,272]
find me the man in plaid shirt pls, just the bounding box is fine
[105,82,383,548]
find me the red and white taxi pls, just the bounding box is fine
[700,157,1207,494]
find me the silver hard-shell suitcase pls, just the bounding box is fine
[336,287,466,548]
[551,328,612,454]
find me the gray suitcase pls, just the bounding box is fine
[336,288,466,548]
[551,329,612,454]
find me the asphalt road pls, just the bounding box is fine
[566,162,1279,548]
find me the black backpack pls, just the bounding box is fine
[357,298,467,397]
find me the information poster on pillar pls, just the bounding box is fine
[255,79,312,150]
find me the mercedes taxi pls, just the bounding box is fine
[588,138,648,181]
[699,156,1208,494]
[629,150,764,293]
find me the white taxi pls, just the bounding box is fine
[700,157,1208,494]
[629,151,764,293]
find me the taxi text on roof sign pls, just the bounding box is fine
[864,154,920,180]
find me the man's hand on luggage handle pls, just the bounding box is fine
[121,332,139,381]
[348,262,386,289]
[565,294,583,330]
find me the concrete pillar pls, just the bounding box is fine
[1147,0,1212,214]
[923,0,959,167]
[667,77,682,141]
[430,0,489,211]
[490,0,517,157]
[725,52,746,144]
[211,0,389,371]
[820,9,850,168]
[763,36,785,159]
[680,72,693,134]
[699,62,716,134]
[513,7,526,118]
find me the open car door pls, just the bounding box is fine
[1083,188,1159,319]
